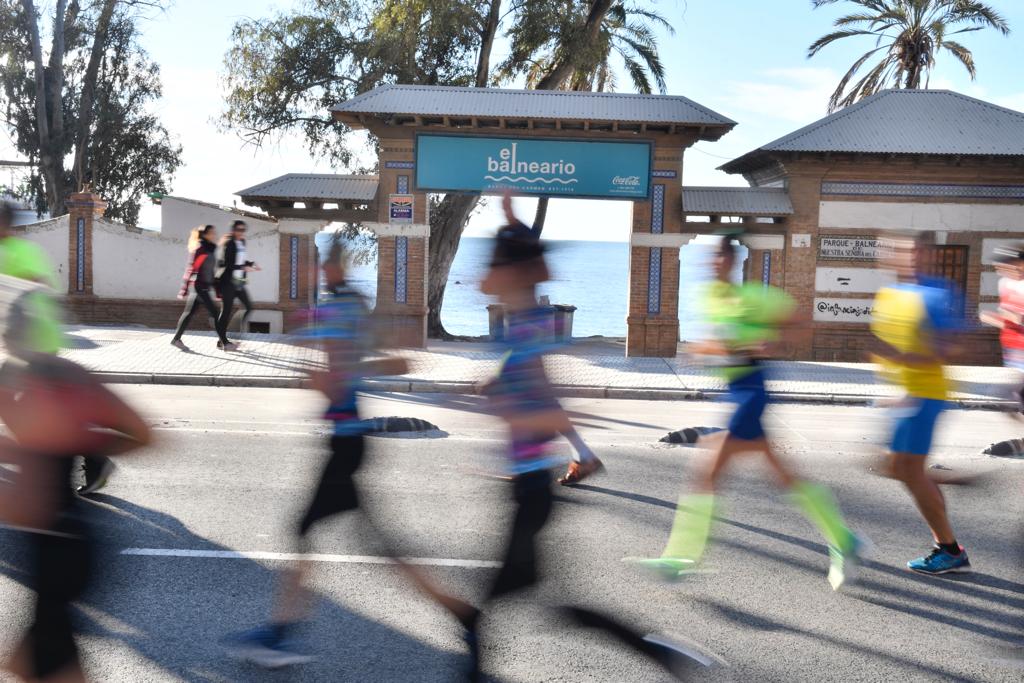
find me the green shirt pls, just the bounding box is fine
[702,281,795,381]
[0,236,63,353]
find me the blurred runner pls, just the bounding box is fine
[979,244,1024,414]
[0,201,112,496]
[0,277,151,682]
[870,233,969,575]
[629,235,864,590]
[222,239,474,669]
[217,220,260,346]
[457,194,708,682]
[172,225,233,351]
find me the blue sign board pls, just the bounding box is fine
[415,134,651,200]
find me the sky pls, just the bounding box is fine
[5,0,1024,240]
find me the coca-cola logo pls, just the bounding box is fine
[612,175,641,186]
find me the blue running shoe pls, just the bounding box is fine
[908,546,971,575]
[223,625,314,668]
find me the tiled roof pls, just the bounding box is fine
[682,186,793,216]
[721,89,1024,173]
[236,174,379,202]
[332,84,735,129]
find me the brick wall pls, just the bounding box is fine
[760,156,1023,365]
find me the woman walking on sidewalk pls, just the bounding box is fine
[217,220,260,346]
[172,225,233,351]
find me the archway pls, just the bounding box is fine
[330,84,735,356]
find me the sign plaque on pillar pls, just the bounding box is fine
[389,194,414,224]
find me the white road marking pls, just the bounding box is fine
[151,426,315,436]
[120,547,501,569]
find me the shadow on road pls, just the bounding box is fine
[0,494,485,682]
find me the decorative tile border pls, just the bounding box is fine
[76,217,85,292]
[397,175,410,194]
[395,236,408,304]
[652,170,677,178]
[647,247,662,314]
[822,181,1024,200]
[651,184,665,234]
[385,161,415,169]
[289,236,299,299]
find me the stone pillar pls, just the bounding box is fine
[372,133,429,347]
[626,145,683,357]
[65,190,107,295]
[277,218,323,331]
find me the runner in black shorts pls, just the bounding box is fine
[223,240,476,670]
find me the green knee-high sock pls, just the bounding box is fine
[661,493,715,561]
[791,481,853,552]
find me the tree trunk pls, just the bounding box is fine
[475,0,502,87]
[427,194,479,338]
[531,196,549,235]
[20,0,64,216]
[535,0,613,90]
[46,0,69,150]
[74,0,117,191]
[425,1,501,338]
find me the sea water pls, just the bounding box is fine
[325,235,739,339]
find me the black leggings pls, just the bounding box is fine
[23,459,92,679]
[218,281,253,339]
[173,286,226,343]
[488,469,553,600]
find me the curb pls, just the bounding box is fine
[92,372,1017,410]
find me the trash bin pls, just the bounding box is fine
[552,304,576,342]
[487,303,507,341]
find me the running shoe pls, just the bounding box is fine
[76,458,115,496]
[828,533,872,591]
[557,457,605,486]
[222,626,313,668]
[170,338,188,351]
[623,556,697,581]
[908,546,971,575]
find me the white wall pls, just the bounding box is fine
[91,219,280,302]
[819,200,1024,231]
[815,267,894,294]
[17,215,69,289]
[160,197,277,241]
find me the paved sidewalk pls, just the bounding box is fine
[43,326,1021,407]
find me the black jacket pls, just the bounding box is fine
[218,237,254,286]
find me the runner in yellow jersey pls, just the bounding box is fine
[871,233,968,575]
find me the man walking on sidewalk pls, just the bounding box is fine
[870,232,969,575]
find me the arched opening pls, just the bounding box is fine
[679,236,749,342]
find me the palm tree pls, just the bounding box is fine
[500,1,673,95]
[522,3,673,94]
[808,0,1010,112]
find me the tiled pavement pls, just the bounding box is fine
[38,326,1021,405]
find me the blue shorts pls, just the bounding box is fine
[726,369,768,441]
[890,398,946,456]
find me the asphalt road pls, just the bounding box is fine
[1,386,1022,682]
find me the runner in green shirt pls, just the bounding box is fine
[0,201,113,494]
[628,236,865,591]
